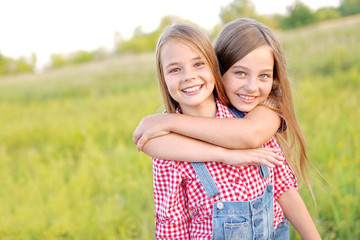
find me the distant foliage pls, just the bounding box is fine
[280,1,317,29]
[115,16,191,54]
[50,48,107,69]
[219,0,256,24]
[116,27,159,53]
[0,53,36,75]
[314,7,341,22]
[339,0,360,16]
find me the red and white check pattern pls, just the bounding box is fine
[152,100,297,239]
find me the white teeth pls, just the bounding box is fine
[183,85,201,93]
[240,95,255,100]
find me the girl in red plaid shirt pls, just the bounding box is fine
[134,19,321,239]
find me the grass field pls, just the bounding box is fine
[0,16,359,239]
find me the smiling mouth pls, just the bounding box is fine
[182,85,202,93]
[238,94,256,100]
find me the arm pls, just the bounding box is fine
[143,133,285,168]
[278,187,321,240]
[134,105,280,151]
[153,159,190,238]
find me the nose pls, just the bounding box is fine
[245,75,257,92]
[182,67,197,81]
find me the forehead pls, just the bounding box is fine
[160,39,202,66]
[234,45,274,67]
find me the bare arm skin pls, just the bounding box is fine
[278,187,322,240]
[142,132,285,168]
[133,105,280,151]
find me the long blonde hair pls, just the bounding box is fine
[214,18,311,190]
[155,22,229,113]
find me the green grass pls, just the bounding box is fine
[1,16,360,239]
[280,15,360,240]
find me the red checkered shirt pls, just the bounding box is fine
[152,100,297,239]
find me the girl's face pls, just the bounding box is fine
[222,45,274,113]
[161,39,216,116]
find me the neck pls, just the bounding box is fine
[180,97,217,117]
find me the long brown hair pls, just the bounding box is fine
[215,18,312,191]
[155,22,229,113]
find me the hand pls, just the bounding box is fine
[133,114,172,151]
[223,147,285,168]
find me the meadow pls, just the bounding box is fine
[0,16,359,239]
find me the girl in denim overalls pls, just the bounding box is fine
[135,20,321,239]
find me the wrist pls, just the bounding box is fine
[214,147,229,163]
[166,113,176,132]
[168,113,185,133]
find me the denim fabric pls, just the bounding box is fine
[211,185,274,240]
[191,162,220,197]
[273,217,290,240]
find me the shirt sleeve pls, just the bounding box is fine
[263,137,297,201]
[152,158,191,239]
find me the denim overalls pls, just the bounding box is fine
[229,106,290,240]
[191,160,273,240]
[190,106,289,240]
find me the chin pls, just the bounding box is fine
[233,104,254,113]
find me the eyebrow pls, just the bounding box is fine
[164,57,202,70]
[164,62,178,70]
[231,65,273,72]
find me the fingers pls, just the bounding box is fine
[133,130,140,145]
[136,135,149,152]
[259,148,285,162]
[248,157,274,168]
[242,148,285,168]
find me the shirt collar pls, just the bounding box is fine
[175,98,228,117]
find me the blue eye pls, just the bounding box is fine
[236,71,246,77]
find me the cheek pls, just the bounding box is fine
[222,78,238,95]
[165,78,176,93]
[261,82,273,96]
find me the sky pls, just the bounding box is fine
[0,0,340,68]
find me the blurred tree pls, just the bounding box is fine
[49,50,97,69]
[69,50,94,64]
[339,0,360,16]
[115,15,191,54]
[0,53,10,75]
[50,54,67,68]
[219,0,256,24]
[280,0,317,29]
[0,52,36,76]
[315,7,341,22]
[14,56,34,74]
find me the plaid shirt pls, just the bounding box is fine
[152,100,297,239]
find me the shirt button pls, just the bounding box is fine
[216,202,224,210]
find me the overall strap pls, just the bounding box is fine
[228,105,245,118]
[228,105,270,179]
[191,162,220,197]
